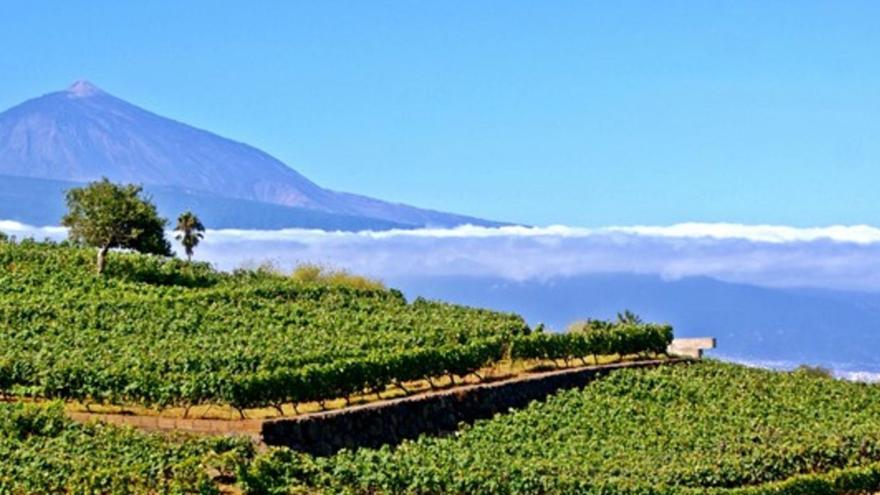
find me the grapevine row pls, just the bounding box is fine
[0,322,673,411]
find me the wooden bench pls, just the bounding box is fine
[667,337,716,359]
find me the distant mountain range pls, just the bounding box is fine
[0,81,502,230]
[390,273,880,376]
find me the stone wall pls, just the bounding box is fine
[262,358,688,455]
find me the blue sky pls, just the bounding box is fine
[2,1,879,226]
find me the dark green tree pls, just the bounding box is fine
[62,178,171,273]
[175,211,205,262]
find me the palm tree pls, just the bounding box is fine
[175,211,205,262]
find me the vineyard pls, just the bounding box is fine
[0,240,671,416]
[0,401,254,494]
[2,241,879,494]
[249,361,880,494]
[8,362,880,493]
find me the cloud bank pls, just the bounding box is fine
[6,220,880,292]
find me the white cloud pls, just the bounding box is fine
[205,222,880,244]
[0,220,67,238]
[610,223,880,244]
[7,220,880,291]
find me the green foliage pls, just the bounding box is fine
[0,402,254,494]
[511,323,673,363]
[617,309,644,324]
[62,178,171,272]
[238,448,320,495]
[0,241,530,410]
[4,364,880,494]
[253,361,880,494]
[104,250,220,287]
[794,364,834,379]
[567,310,646,333]
[566,318,615,332]
[175,210,205,261]
[291,263,386,290]
[0,231,7,243]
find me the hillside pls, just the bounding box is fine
[6,243,879,494]
[0,173,410,230]
[0,240,529,413]
[0,239,674,417]
[252,361,880,494]
[6,362,880,494]
[0,81,503,229]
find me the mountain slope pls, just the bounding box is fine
[0,174,409,230]
[0,81,501,228]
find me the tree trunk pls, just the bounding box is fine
[96,245,110,274]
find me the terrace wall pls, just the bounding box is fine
[262,358,688,455]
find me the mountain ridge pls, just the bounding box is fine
[0,81,503,229]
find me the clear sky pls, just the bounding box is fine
[2,1,879,227]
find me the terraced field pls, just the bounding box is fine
[0,240,670,417]
[4,356,880,492]
[251,361,880,494]
[0,241,527,413]
[7,239,871,494]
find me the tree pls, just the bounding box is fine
[175,211,205,262]
[62,178,171,273]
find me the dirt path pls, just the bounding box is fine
[68,357,688,440]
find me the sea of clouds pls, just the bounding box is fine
[6,220,880,292]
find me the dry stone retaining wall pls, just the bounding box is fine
[262,358,688,455]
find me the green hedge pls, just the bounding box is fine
[510,323,673,363]
[0,324,674,411]
[221,339,506,411]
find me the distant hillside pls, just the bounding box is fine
[0,81,503,229]
[391,273,880,374]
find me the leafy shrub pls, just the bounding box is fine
[104,251,220,287]
[794,364,834,379]
[512,323,673,363]
[291,263,385,290]
[567,318,615,333]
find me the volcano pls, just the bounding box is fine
[0,81,502,230]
